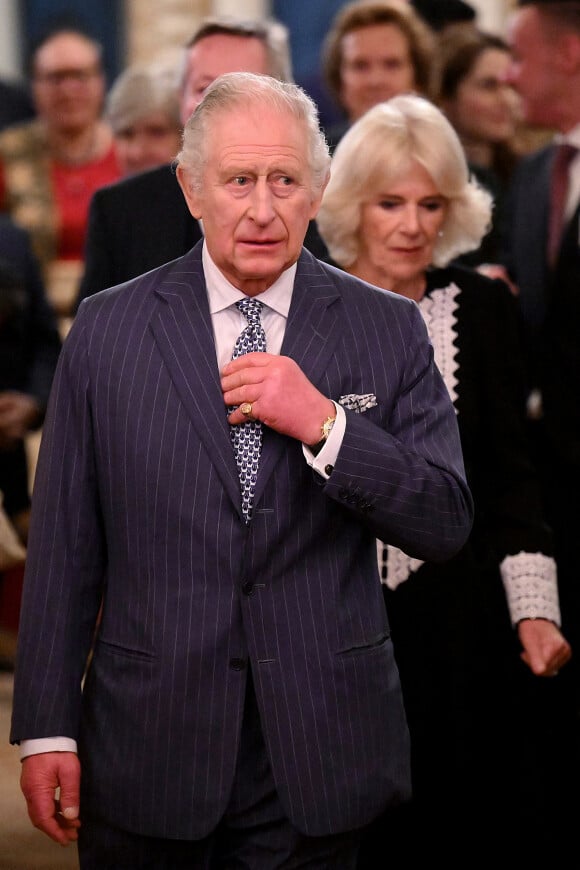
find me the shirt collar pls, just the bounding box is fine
[554,124,580,149]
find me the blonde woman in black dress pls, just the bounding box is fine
[317,93,573,863]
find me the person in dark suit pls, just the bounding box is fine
[502,0,580,744]
[0,214,61,535]
[316,93,573,862]
[75,14,327,311]
[10,72,473,868]
[0,214,61,671]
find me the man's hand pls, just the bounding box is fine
[221,352,335,446]
[0,391,40,448]
[476,263,519,297]
[517,618,572,676]
[20,752,81,845]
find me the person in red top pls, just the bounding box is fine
[0,24,120,328]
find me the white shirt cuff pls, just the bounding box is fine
[303,402,345,478]
[19,737,78,761]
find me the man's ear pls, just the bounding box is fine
[176,165,202,219]
[308,170,331,220]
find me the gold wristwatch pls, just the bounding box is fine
[310,415,336,456]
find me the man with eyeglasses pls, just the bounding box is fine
[0,25,120,326]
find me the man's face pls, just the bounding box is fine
[32,33,105,134]
[180,34,270,125]
[339,24,417,122]
[178,104,325,296]
[504,8,562,129]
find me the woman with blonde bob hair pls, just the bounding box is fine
[317,93,492,270]
[317,93,572,866]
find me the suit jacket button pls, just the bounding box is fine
[242,581,254,596]
[229,657,247,671]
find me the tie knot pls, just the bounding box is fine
[237,298,263,327]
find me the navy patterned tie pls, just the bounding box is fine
[230,298,267,522]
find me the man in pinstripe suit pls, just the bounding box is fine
[10,73,473,868]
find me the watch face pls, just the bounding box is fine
[322,417,336,439]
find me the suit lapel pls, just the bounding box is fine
[150,244,242,513]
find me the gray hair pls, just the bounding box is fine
[317,93,492,268]
[180,15,293,88]
[106,63,181,135]
[176,72,330,195]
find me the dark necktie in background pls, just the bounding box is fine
[229,297,267,522]
[547,143,577,267]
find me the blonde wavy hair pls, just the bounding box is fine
[317,93,493,268]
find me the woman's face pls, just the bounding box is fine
[443,48,519,145]
[114,111,182,176]
[353,160,447,292]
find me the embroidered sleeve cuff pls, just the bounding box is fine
[501,551,561,626]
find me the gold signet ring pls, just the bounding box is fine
[240,402,253,417]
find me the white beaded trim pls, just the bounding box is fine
[376,540,424,590]
[501,551,560,626]
[419,283,460,408]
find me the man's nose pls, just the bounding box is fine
[248,182,276,224]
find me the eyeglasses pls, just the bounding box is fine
[34,66,102,87]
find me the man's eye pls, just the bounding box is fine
[233,176,248,186]
[378,200,397,209]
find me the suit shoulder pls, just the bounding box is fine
[0,213,29,247]
[511,144,552,182]
[319,257,417,313]
[92,163,178,205]
[77,250,192,316]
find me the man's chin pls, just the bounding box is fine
[234,249,297,277]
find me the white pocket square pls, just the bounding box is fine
[338,393,377,413]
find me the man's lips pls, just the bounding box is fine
[238,238,284,247]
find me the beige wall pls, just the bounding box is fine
[125,0,269,67]
[125,0,211,66]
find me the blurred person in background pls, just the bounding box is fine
[501,0,580,766]
[106,61,182,178]
[317,92,574,862]
[0,23,120,327]
[434,26,523,265]
[0,214,61,671]
[321,0,436,151]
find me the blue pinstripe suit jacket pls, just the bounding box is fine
[11,242,473,840]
